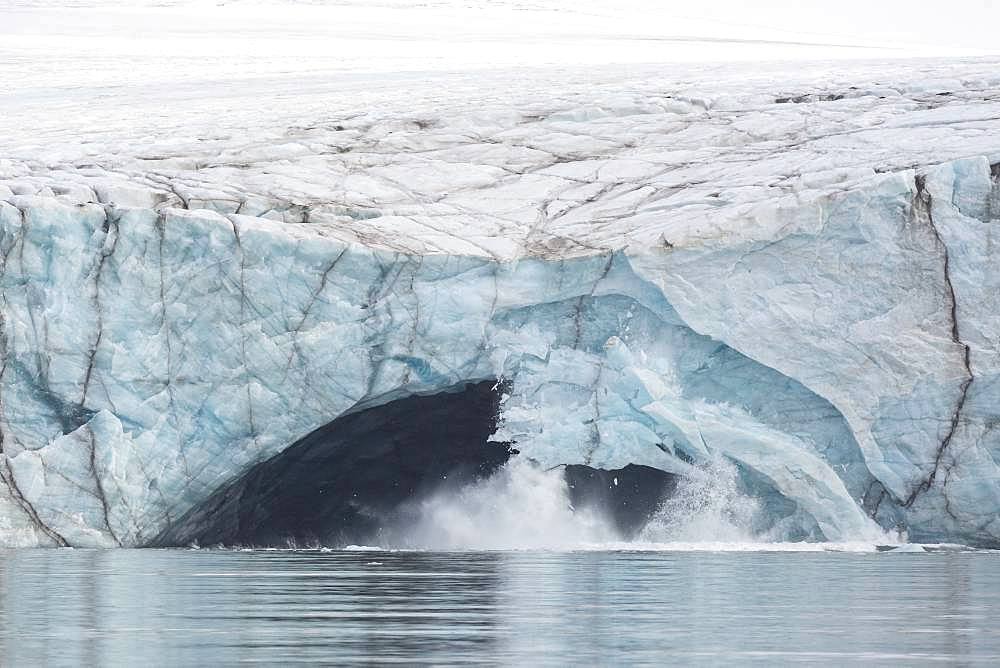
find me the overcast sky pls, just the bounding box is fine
[5,0,999,53]
[2,0,997,91]
[643,0,999,50]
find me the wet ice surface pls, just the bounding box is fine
[2,548,1000,665]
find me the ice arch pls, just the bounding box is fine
[152,379,683,548]
[152,381,513,547]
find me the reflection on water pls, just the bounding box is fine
[1,549,1000,665]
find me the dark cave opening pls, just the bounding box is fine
[152,380,677,548]
[564,464,679,539]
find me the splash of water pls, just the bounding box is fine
[394,454,773,549]
[638,456,762,543]
[376,456,901,551]
[395,459,622,550]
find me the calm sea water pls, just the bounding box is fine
[1,548,999,665]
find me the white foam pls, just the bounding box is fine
[639,456,761,544]
[378,455,926,553]
[397,460,621,550]
[342,545,387,552]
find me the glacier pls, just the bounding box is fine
[3,51,1000,547]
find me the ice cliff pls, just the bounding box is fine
[3,61,1000,547]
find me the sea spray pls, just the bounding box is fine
[397,460,621,549]
[639,455,762,543]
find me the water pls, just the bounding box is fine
[2,549,1000,665]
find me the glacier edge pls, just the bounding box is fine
[1,156,999,546]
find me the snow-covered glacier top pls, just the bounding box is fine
[6,58,1000,257]
[3,0,1000,548]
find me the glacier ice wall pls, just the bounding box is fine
[628,157,1000,544]
[1,156,999,547]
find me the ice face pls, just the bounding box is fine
[627,158,1000,544]
[3,57,1000,547]
[1,160,997,547]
